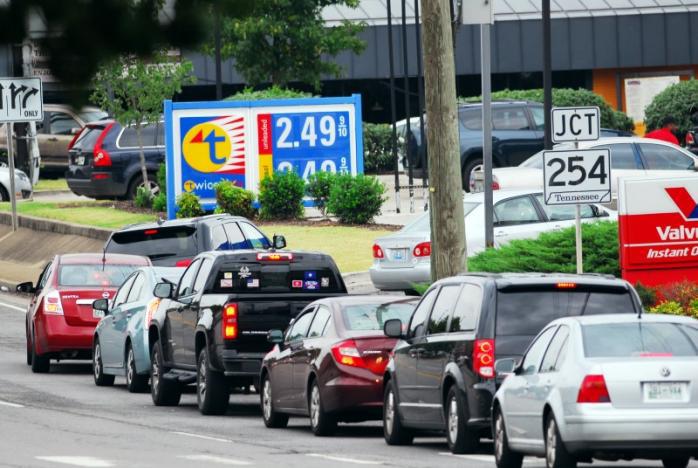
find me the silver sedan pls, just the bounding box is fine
[0,166,32,202]
[492,314,698,468]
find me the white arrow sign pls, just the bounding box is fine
[0,77,43,122]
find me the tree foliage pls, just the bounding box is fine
[211,0,366,89]
[225,86,313,101]
[644,79,698,135]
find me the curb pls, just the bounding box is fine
[32,189,72,197]
[0,212,112,241]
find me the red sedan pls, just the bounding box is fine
[19,253,150,373]
[260,295,417,436]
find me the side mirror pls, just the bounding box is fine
[153,282,174,299]
[267,329,284,344]
[92,299,109,312]
[16,282,35,294]
[383,318,403,339]
[494,358,517,377]
[272,234,286,250]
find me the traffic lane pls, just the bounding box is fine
[1,297,696,468]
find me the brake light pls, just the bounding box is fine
[144,229,158,236]
[43,290,64,315]
[413,241,431,257]
[556,282,577,289]
[92,123,115,167]
[492,177,500,190]
[222,303,238,340]
[175,259,192,267]
[473,339,494,379]
[67,128,84,150]
[331,340,366,368]
[256,252,293,262]
[144,298,160,329]
[577,375,611,403]
[639,352,673,357]
[91,173,109,180]
[372,244,384,259]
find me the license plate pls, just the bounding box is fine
[93,309,105,319]
[643,382,687,402]
[390,249,408,261]
[76,156,85,165]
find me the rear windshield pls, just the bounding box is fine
[210,263,344,294]
[107,227,197,261]
[342,302,415,331]
[72,126,104,151]
[583,322,698,358]
[58,264,140,287]
[496,290,635,336]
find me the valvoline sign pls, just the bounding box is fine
[619,176,698,286]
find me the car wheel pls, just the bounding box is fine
[0,185,8,202]
[125,344,148,393]
[445,385,479,454]
[30,331,50,374]
[196,346,229,415]
[494,408,524,468]
[309,379,336,436]
[92,338,114,386]
[383,379,413,445]
[128,173,159,200]
[26,324,32,366]
[662,457,691,468]
[545,415,577,468]
[150,342,181,406]
[462,157,483,192]
[261,373,289,428]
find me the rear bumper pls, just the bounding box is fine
[322,375,384,418]
[66,166,125,198]
[369,262,430,291]
[35,315,95,355]
[220,350,265,378]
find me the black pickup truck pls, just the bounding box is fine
[148,248,347,415]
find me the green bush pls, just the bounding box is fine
[306,171,337,216]
[460,88,635,131]
[363,123,395,173]
[648,300,687,316]
[644,79,698,135]
[634,283,658,308]
[258,170,305,220]
[225,86,312,101]
[157,163,167,195]
[215,180,256,219]
[152,192,167,212]
[326,173,385,224]
[469,221,619,276]
[134,186,152,209]
[176,192,204,219]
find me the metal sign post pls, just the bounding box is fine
[6,123,17,231]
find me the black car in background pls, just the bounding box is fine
[66,120,164,199]
[104,215,277,267]
[381,273,642,454]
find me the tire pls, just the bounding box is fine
[150,342,181,406]
[462,157,484,192]
[545,415,577,468]
[0,184,9,202]
[30,331,50,374]
[445,386,480,454]
[92,338,114,386]
[494,408,524,468]
[125,343,148,393]
[196,346,229,415]
[383,379,414,445]
[128,173,159,200]
[662,457,691,468]
[309,379,336,436]
[261,373,289,428]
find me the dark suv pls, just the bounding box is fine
[66,120,164,199]
[381,273,642,453]
[104,215,276,267]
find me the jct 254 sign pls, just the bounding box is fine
[164,95,363,219]
[619,176,698,286]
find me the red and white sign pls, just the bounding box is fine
[619,176,698,286]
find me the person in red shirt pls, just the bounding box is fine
[645,116,680,145]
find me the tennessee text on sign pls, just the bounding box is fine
[543,148,611,205]
[619,176,698,286]
[164,95,363,219]
[0,77,43,122]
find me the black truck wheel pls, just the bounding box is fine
[150,342,181,406]
[197,347,229,415]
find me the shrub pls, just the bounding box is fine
[157,163,167,195]
[644,79,698,136]
[634,283,658,308]
[326,174,385,224]
[215,180,256,219]
[176,192,204,219]
[656,280,698,311]
[134,186,152,209]
[225,86,312,101]
[152,193,167,212]
[306,171,337,216]
[648,300,685,316]
[469,221,619,276]
[363,123,395,173]
[258,170,305,220]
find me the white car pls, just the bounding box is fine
[0,165,32,202]
[369,189,616,292]
[471,137,698,195]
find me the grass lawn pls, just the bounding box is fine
[34,178,69,192]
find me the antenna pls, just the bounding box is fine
[102,247,107,272]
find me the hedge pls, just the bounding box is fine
[363,123,395,173]
[225,85,312,101]
[644,79,698,136]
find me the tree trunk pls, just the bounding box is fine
[136,125,150,196]
[421,0,467,282]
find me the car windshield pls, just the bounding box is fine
[583,322,698,357]
[58,264,140,287]
[107,226,198,260]
[342,302,415,331]
[400,203,480,234]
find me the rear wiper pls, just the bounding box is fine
[148,253,178,260]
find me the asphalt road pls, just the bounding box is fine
[0,293,695,468]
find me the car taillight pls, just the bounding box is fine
[473,339,494,379]
[67,128,84,150]
[256,252,293,262]
[577,374,611,403]
[372,244,384,259]
[92,123,115,167]
[43,290,64,315]
[222,303,238,340]
[413,241,431,257]
[492,177,500,190]
[556,282,577,289]
[686,132,695,145]
[175,259,192,268]
[331,340,367,368]
[144,298,160,329]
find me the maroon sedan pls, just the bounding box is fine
[260,295,417,436]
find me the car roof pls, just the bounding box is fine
[316,295,418,308]
[558,313,698,326]
[57,253,150,265]
[115,214,251,233]
[570,136,685,149]
[462,188,547,203]
[440,272,626,288]
[458,100,539,108]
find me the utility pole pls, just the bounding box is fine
[422,0,467,281]
[543,0,553,150]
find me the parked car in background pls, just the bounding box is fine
[470,137,698,196]
[66,119,164,200]
[18,253,151,374]
[370,190,616,293]
[0,166,32,202]
[260,295,417,435]
[381,273,641,454]
[104,214,276,267]
[91,266,184,392]
[493,314,698,468]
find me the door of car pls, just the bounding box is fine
[493,194,545,245]
[101,274,136,368]
[637,141,697,181]
[533,195,607,232]
[28,262,52,335]
[181,258,213,366]
[113,272,148,368]
[594,142,645,194]
[416,284,463,425]
[166,259,201,367]
[492,105,544,167]
[279,309,315,409]
[296,305,332,412]
[39,110,80,168]
[393,287,437,423]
